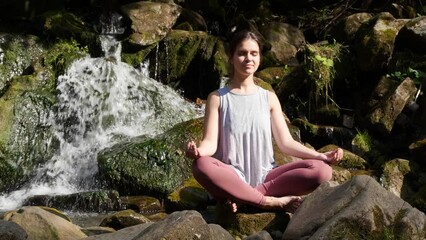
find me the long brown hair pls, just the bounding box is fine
[227,30,263,77]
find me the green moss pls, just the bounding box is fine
[98,118,204,197]
[212,39,228,77]
[121,45,156,67]
[303,42,343,116]
[353,130,373,153]
[43,39,88,77]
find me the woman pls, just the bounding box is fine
[186,30,343,212]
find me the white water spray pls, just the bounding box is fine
[0,35,199,211]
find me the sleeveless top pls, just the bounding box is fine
[214,86,276,187]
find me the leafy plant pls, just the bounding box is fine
[352,129,373,154]
[386,68,425,86]
[304,42,343,113]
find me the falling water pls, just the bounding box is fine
[0,35,200,211]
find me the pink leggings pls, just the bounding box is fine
[192,156,332,208]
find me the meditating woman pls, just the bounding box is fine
[186,30,343,212]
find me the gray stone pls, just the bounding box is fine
[0,220,27,240]
[283,175,426,240]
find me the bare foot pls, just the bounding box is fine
[262,196,303,213]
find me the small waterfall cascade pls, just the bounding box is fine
[0,34,200,211]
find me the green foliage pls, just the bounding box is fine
[304,42,343,114]
[353,129,373,153]
[386,68,425,86]
[43,39,88,77]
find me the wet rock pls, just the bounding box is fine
[97,116,202,198]
[24,190,122,212]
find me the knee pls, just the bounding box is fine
[308,160,333,185]
[191,156,210,177]
[314,161,333,184]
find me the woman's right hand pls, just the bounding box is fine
[186,141,200,160]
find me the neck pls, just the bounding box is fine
[229,75,257,94]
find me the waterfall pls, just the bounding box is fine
[0,35,200,211]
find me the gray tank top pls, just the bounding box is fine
[214,86,275,187]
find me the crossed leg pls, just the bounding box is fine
[192,156,332,212]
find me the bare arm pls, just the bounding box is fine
[269,91,343,163]
[186,91,220,159]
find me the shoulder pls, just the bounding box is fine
[266,89,279,102]
[206,89,221,107]
[266,90,281,109]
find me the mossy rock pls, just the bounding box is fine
[120,195,164,215]
[216,204,291,239]
[255,66,295,87]
[319,144,368,170]
[167,177,211,211]
[147,30,210,84]
[40,10,98,50]
[121,44,157,68]
[24,190,122,212]
[0,75,57,192]
[0,34,43,93]
[98,118,204,198]
[291,118,355,150]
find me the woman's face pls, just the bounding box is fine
[231,39,260,78]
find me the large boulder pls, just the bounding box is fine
[259,22,305,65]
[283,175,426,239]
[3,206,87,240]
[363,76,417,135]
[0,77,55,192]
[0,34,43,92]
[355,12,408,72]
[83,210,234,240]
[97,117,203,197]
[396,16,426,54]
[331,13,373,43]
[121,1,182,46]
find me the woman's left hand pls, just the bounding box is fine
[323,148,344,165]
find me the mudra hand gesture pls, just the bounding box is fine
[322,148,344,165]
